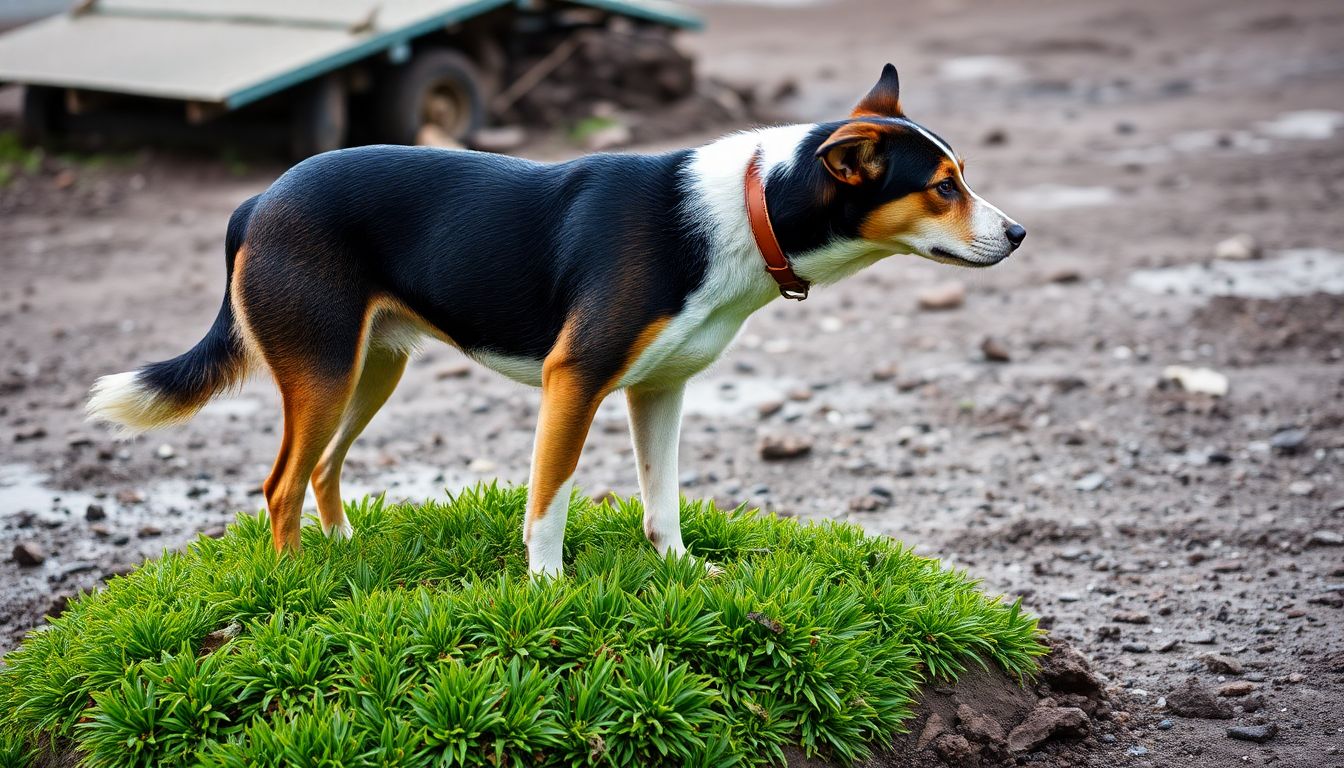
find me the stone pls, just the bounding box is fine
[1218,681,1256,697]
[155,443,176,459]
[1289,480,1315,497]
[1075,472,1107,492]
[1161,365,1229,397]
[1167,677,1232,719]
[981,337,1011,362]
[1214,233,1261,261]
[1157,719,1174,730]
[758,435,813,461]
[1227,724,1277,743]
[957,704,1006,746]
[1307,530,1343,547]
[931,733,976,762]
[1112,610,1150,624]
[1122,642,1150,653]
[1006,706,1089,754]
[1269,428,1308,453]
[138,525,163,538]
[467,458,497,473]
[917,281,966,311]
[13,542,47,566]
[1201,653,1243,675]
[469,125,527,153]
[916,713,948,751]
[85,504,106,521]
[1187,630,1216,645]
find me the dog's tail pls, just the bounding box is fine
[88,195,261,437]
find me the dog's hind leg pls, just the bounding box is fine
[626,384,686,558]
[311,343,409,539]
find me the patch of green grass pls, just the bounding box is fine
[0,487,1044,767]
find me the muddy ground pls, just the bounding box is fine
[2,0,1343,764]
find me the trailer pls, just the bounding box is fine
[0,0,700,156]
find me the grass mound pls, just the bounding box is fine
[0,486,1044,768]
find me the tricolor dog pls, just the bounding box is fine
[88,65,1024,575]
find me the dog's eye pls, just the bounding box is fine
[935,179,957,197]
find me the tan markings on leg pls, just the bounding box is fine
[265,373,356,553]
[524,316,669,566]
[311,343,408,538]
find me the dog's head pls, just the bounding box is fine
[813,64,1024,267]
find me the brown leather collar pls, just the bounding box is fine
[745,146,809,300]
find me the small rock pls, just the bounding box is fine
[13,542,47,566]
[1201,653,1243,675]
[917,281,966,311]
[199,621,243,655]
[916,713,949,751]
[467,458,497,473]
[469,125,527,153]
[848,494,887,513]
[1075,472,1107,492]
[434,363,472,380]
[138,525,163,538]
[981,337,1011,363]
[1307,530,1343,547]
[155,443,176,459]
[1227,723,1277,743]
[1127,745,1150,756]
[1113,610,1150,624]
[757,400,784,419]
[1122,642,1150,654]
[1213,233,1261,261]
[758,435,813,461]
[1167,677,1232,719]
[85,504,106,521]
[1156,719,1174,730]
[1288,480,1315,497]
[90,523,111,537]
[1161,365,1229,397]
[13,426,47,442]
[957,704,1006,746]
[1269,428,1307,454]
[116,488,146,505]
[1046,267,1082,284]
[1006,706,1089,754]
[931,733,976,762]
[1188,630,1216,645]
[1218,681,1256,697]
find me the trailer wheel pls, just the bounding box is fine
[289,74,348,160]
[377,49,484,146]
[20,86,66,146]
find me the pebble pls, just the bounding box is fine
[1269,428,1307,453]
[1122,642,1150,653]
[1288,480,1315,497]
[13,542,47,567]
[85,504,106,521]
[1161,365,1229,397]
[1156,719,1174,730]
[1187,630,1216,644]
[1226,723,1277,743]
[1075,472,1107,492]
[1167,677,1232,719]
[1200,653,1243,675]
[1126,745,1149,756]
[138,525,163,538]
[758,434,813,461]
[917,281,966,311]
[1113,610,1150,624]
[155,443,176,459]
[981,337,1012,362]
[1213,233,1261,261]
[1218,681,1256,697]
[467,458,497,473]
[1306,530,1342,547]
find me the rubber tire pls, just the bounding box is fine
[19,85,66,146]
[289,74,348,160]
[376,48,484,146]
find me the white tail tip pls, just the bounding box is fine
[86,371,190,438]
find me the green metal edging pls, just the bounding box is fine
[223,0,513,109]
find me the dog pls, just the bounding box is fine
[87,64,1024,576]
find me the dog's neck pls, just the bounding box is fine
[684,124,901,306]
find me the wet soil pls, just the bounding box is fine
[3,0,1344,765]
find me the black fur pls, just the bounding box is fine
[767,118,952,257]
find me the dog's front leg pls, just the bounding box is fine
[626,384,687,559]
[524,356,603,577]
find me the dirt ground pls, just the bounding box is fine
[2,0,1343,765]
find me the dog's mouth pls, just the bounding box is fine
[928,247,996,268]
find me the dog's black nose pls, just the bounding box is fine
[1005,224,1026,249]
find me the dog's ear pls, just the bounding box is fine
[816,121,887,186]
[851,63,903,119]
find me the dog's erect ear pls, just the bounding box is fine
[816,121,887,186]
[851,63,903,119]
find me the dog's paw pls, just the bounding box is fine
[324,519,354,541]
